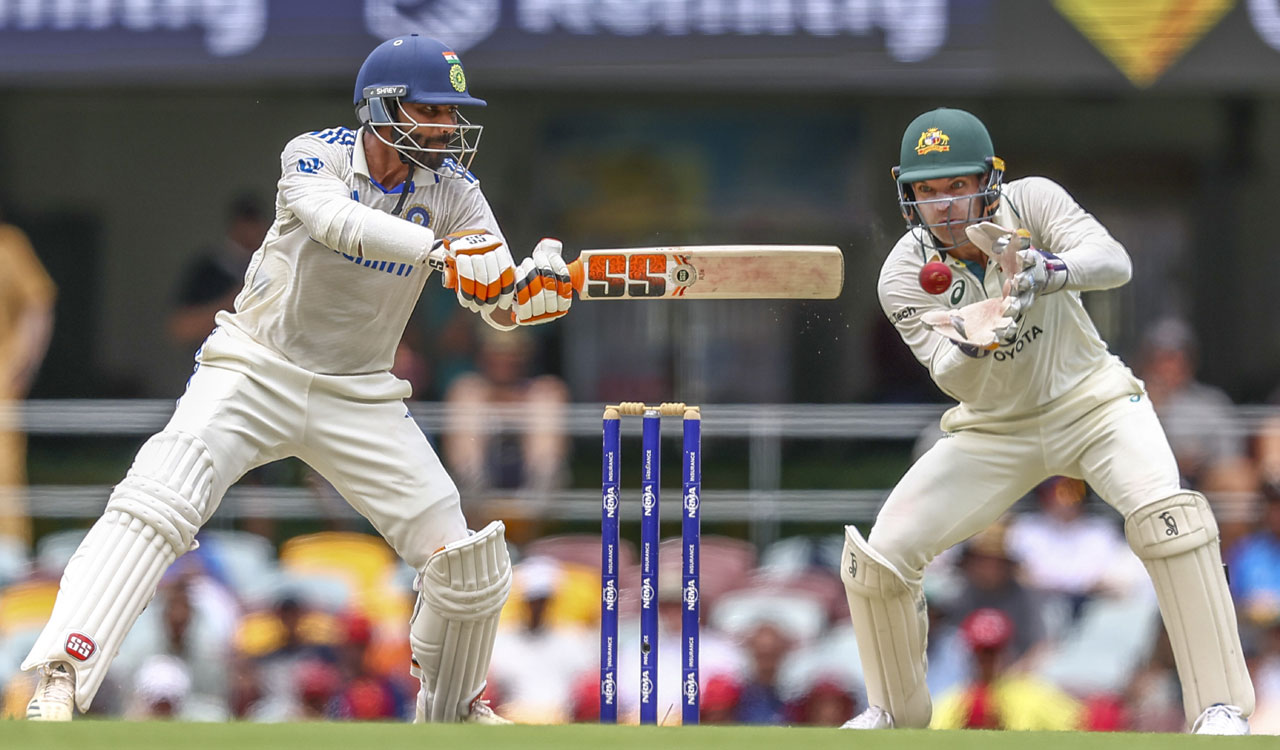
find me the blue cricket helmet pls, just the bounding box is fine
[355,34,486,115]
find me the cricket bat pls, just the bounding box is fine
[428,244,844,300]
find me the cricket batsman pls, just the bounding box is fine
[23,35,574,723]
[840,108,1252,735]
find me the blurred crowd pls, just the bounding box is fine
[0,467,1279,731]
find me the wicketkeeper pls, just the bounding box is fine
[23,35,573,723]
[840,107,1253,735]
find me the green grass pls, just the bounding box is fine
[0,722,1270,750]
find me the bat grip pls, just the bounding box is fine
[428,245,584,294]
[568,258,584,293]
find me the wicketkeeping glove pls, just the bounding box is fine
[964,222,1066,317]
[513,238,574,325]
[1003,248,1068,317]
[921,298,1019,352]
[444,230,517,315]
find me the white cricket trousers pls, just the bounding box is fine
[23,325,470,710]
[175,325,469,567]
[869,376,1181,582]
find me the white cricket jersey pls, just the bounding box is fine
[219,125,504,375]
[879,176,1143,429]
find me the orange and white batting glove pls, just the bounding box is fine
[513,238,574,325]
[444,230,516,315]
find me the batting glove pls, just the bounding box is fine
[444,230,517,315]
[514,238,574,325]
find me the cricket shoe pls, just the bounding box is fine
[464,698,512,725]
[1191,703,1249,735]
[840,705,894,729]
[414,687,511,724]
[27,662,75,721]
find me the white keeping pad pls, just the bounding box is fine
[840,525,932,728]
[1125,491,1254,722]
[409,520,512,722]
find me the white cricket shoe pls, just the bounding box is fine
[414,687,512,724]
[463,699,511,725]
[841,705,894,729]
[26,662,75,721]
[1191,703,1249,735]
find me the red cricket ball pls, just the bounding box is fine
[919,261,953,295]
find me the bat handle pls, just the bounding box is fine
[427,245,585,294]
[567,258,584,293]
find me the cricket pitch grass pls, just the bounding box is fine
[1,722,1272,749]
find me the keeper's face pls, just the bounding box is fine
[911,174,983,248]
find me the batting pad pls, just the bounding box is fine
[409,520,512,722]
[840,525,932,728]
[1125,491,1254,722]
[22,432,213,710]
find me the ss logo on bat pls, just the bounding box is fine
[585,254,667,298]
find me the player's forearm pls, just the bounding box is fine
[289,187,435,265]
[1056,238,1132,292]
[927,337,992,402]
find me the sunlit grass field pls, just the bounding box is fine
[0,722,1271,749]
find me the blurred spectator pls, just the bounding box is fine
[1226,483,1280,628]
[487,557,594,723]
[125,655,192,720]
[786,678,857,726]
[1123,627,1185,732]
[443,326,570,522]
[1005,478,1127,621]
[931,608,1083,731]
[228,656,265,720]
[735,621,794,724]
[0,209,55,548]
[948,523,1048,663]
[331,612,408,720]
[1138,318,1250,491]
[700,674,744,724]
[151,576,231,718]
[296,659,342,720]
[1249,614,1280,734]
[166,193,268,347]
[243,595,340,721]
[1258,388,1280,498]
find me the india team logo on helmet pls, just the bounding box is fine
[916,127,951,156]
